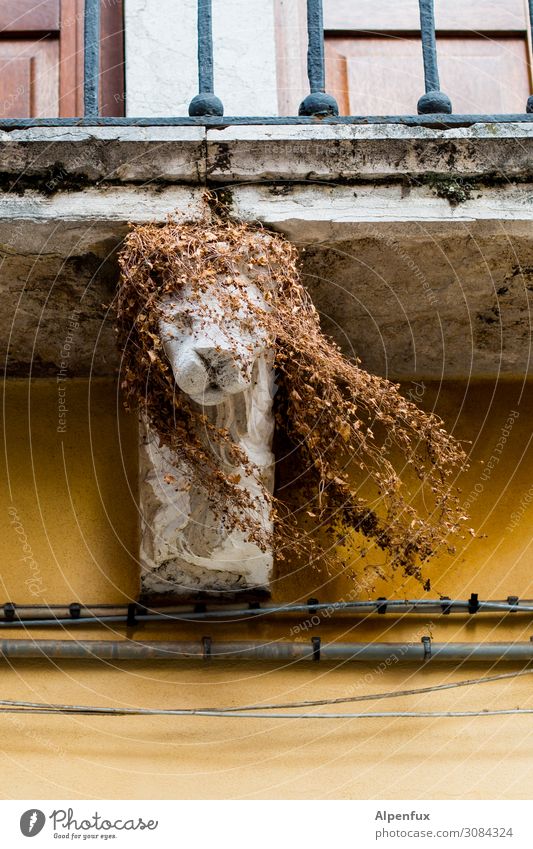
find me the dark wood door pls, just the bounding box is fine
[0,0,124,119]
[324,0,532,115]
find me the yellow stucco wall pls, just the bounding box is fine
[0,378,533,800]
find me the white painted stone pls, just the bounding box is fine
[3,123,533,187]
[1,125,205,183]
[139,266,275,597]
[211,0,278,117]
[125,0,278,117]
[206,122,533,182]
[0,186,204,254]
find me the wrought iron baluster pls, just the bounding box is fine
[299,0,338,117]
[417,0,452,114]
[527,0,533,111]
[189,0,224,117]
[84,0,100,117]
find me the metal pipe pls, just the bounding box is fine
[83,0,100,117]
[298,0,338,116]
[188,0,223,116]
[1,597,532,627]
[1,638,533,663]
[417,0,452,114]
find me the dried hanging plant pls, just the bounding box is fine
[116,214,467,585]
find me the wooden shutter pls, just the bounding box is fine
[0,0,124,119]
[324,0,532,115]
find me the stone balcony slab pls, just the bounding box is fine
[205,122,533,183]
[0,124,532,379]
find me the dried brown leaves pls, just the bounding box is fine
[116,216,468,585]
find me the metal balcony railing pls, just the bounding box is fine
[4,0,533,129]
[174,0,533,123]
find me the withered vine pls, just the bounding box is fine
[116,215,468,585]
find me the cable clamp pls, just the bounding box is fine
[507,595,519,612]
[202,636,212,661]
[3,603,15,622]
[376,597,387,614]
[422,635,432,660]
[311,636,321,662]
[126,603,138,627]
[468,593,480,614]
[307,598,319,617]
[69,603,81,620]
[440,596,452,615]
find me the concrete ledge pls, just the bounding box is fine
[2,123,533,190]
[0,126,205,185]
[0,186,203,255]
[206,123,533,183]
[228,182,533,244]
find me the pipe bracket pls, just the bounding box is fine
[69,603,81,620]
[440,596,451,615]
[307,598,320,617]
[126,603,138,627]
[202,636,212,661]
[3,603,15,622]
[468,593,480,614]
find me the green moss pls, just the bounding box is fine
[426,173,474,205]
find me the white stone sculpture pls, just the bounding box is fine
[139,268,275,597]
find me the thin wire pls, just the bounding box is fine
[0,706,531,719]
[1,666,532,717]
[199,666,533,713]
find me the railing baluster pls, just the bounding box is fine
[299,0,338,117]
[527,0,533,111]
[417,0,452,114]
[189,0,224,117]
[84,0,101,117]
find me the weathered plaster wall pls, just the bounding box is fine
[0,379,533,799]
[0,380,139,602]
[124,0,279,117]
[0,253,119,377]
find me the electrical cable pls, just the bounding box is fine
[1,666,532,717]
[0,706,530,719]
[1,597,533,627]
[192,666,533,713]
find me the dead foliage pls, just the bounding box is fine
[116,215,468,585]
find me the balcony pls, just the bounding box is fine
[2,4,533,801]
[0,0,532,600]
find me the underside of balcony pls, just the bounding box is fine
[1,122,532,380]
